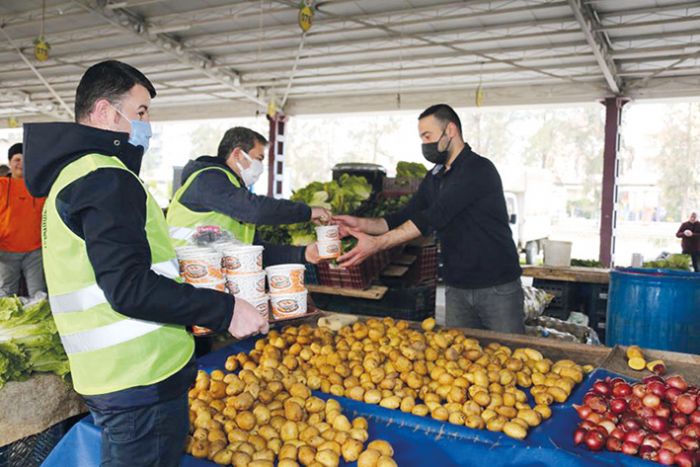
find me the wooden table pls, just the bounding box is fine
[521,265,610,284]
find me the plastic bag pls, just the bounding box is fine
[522,285,554,320]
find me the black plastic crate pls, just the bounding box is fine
[0,422,66,467]
[532,279,575,320]
[311,284,436,321]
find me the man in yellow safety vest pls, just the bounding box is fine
[23,60,267,466]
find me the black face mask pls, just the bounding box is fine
[421,128,451,165]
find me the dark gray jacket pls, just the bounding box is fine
[178,156,310,265]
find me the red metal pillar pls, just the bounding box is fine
[267,112,288,198]
[599,97,628,267]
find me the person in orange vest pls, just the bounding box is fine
[0,143,46,297]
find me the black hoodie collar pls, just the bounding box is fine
[23,122,144,197]
[181,155,244,186]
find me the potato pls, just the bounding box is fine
[379,396,401,410]
[298,445,317,466]
[253,405,271,425]
[331,414,351,432]
[534,393,554,406]
[248,461,274,467]
[212,448,233,465]
[248,434,267,451]
[546,386,568,403]
[349,428,369,443]
[517,409,542,427]
[363,389,382,404]
[534,404,552,420]
[341,438,364,462]
[237,441,255,456]
[252,449,275,462]
[233,392,255,411]
[503,421,528,440]
[290,382,312,400]
[411,404,429,417]
[421,317,436,331]
[447,412,467,425]
[465,414,485,430]
[208,429,227,444]
[284,400,304,422]
[280,443,299,460]
[231,452,252,466]
[400,396,416,413]
[486,415,506,432]
[472,391,491,407]
[280,420,299,441]
[367,440,394,457]
[235,411,256,431]
[431,406,449,421]
[191,439,208,459]
[495,406,517,419]
[357,448,382,467]
[346,386,365,401]
[377,456,398,467]
[278,461,300,467]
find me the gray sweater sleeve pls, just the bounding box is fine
[180,169,311,226]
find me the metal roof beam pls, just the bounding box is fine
[568,0,621,93]
[0,89,71,120]
[70,0,266,108]
[598,1,700,19]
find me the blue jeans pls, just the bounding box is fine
[445,279,525,334]
[89,393,189,467]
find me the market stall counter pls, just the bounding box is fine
[43,321,672,467]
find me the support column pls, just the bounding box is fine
[599,97,628,267]
[267,112,288,198]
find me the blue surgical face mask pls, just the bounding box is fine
[111,104,152,153]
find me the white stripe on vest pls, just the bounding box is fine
[169,226,196,241]
[59,319,162,355]
[49,259,180,314]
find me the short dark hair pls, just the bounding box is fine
[74,60,156,122]
[419,104,462,135]
[8,143,22,161]
[217,127,268,160]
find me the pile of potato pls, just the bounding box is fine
[186,366,397,466]
[223,317,591,442]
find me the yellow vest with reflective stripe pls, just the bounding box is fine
[166,166,255,247]
[42,153,194,396]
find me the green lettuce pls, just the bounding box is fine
[0,296,69,388]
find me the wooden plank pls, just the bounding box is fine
[382,265,410,277]
[307,284,388,300]
[600,345,700,386]
[522,265,610,284]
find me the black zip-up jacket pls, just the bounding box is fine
[385,145,521,289]
[178,156,311,265]
[23,122,234,410]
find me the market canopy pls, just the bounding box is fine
[1,0,699,124]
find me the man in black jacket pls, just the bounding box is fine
[172,126,329,266]
[334,104,524,334]
[23,60,267,466]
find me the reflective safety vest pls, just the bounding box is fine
[42,154,194,396]
[166,166,255,247]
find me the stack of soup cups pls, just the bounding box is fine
[221,245,269,319]
[315,225,341,260]
[175,246,226,335]
[266,263,308,320]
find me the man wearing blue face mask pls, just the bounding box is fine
[333,104,524,334]
[167,127,330,265]
[22,60,267,466]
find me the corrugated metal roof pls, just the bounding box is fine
[0,0,698,124]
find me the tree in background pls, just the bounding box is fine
[462,110,518,166]
[524,106,604,218]
[656,103,700,221]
